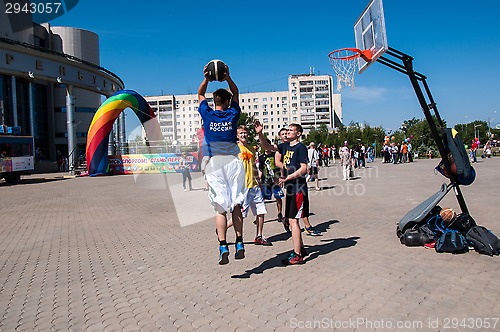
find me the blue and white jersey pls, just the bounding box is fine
[198,100,241,156]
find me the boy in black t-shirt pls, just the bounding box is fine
[275,124,309,264]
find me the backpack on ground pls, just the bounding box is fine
[426,214,447,237]
[435,230,469,254]
[447,212,476,232]
[466,226,500,256]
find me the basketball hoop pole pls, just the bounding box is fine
[376,47,469,215]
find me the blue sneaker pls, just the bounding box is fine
[304,226,321,236]
[219,245,229,265]
[234,242,245,259]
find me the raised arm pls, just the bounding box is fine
[223,65,239,104]
[198,66,209,102]
[254,120,276,152]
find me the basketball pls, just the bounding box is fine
[205,59,227,82]
[439,208,456,224]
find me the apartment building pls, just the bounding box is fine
[144,73,342,146]
[289,73,342,132]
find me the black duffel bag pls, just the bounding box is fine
[447,212,476,232]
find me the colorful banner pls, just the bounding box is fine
[0,157,34,173]
[108,153,199,175]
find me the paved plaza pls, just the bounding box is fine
[0,158,499,331]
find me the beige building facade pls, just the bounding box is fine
[145,73,342,146]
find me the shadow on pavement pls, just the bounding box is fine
[266,219,339,244]
[0,176,70,187]
[232,220,358,279]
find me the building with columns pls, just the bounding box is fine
[0,4,123,169]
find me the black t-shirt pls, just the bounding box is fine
[279,142,308,193]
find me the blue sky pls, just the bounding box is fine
[51,0,500,134]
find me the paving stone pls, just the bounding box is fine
[0,161,499,331]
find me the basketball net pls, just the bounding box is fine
[328,48,371,91]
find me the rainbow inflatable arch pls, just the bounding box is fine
[86,90,161,176]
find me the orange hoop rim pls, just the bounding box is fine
[328,48,373,62]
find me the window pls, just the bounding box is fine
[262,97,267,102]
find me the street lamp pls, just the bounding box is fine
[487,111,496,138]
[474,124,482,142]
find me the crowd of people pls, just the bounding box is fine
[381,141,414,164]
[195,64,324,266]
[191,62,497,267]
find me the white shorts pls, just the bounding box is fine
[205,155,245,214]
[242,186,267,218]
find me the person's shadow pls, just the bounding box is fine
[231,233,360,279]
[266,219,339,244]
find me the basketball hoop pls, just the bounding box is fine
[328,48,372,91]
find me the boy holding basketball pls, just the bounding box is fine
[198,62,246,265]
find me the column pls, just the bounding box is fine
[108,122,116,155]
[66,85,76,173]
[28,82,35,137]
[11,76,18,126]
[119,112,127,154]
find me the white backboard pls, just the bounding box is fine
[354,0,388,73]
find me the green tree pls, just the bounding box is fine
[454,120,488,146]
[238,112,257,145]
[304,124,329,147]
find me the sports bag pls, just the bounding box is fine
[448,213,476,232]
[400,230,432,247]
[440,128,476,186]
[435,230,469,254]
[426,215,447,236]
[466,226,500,256]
